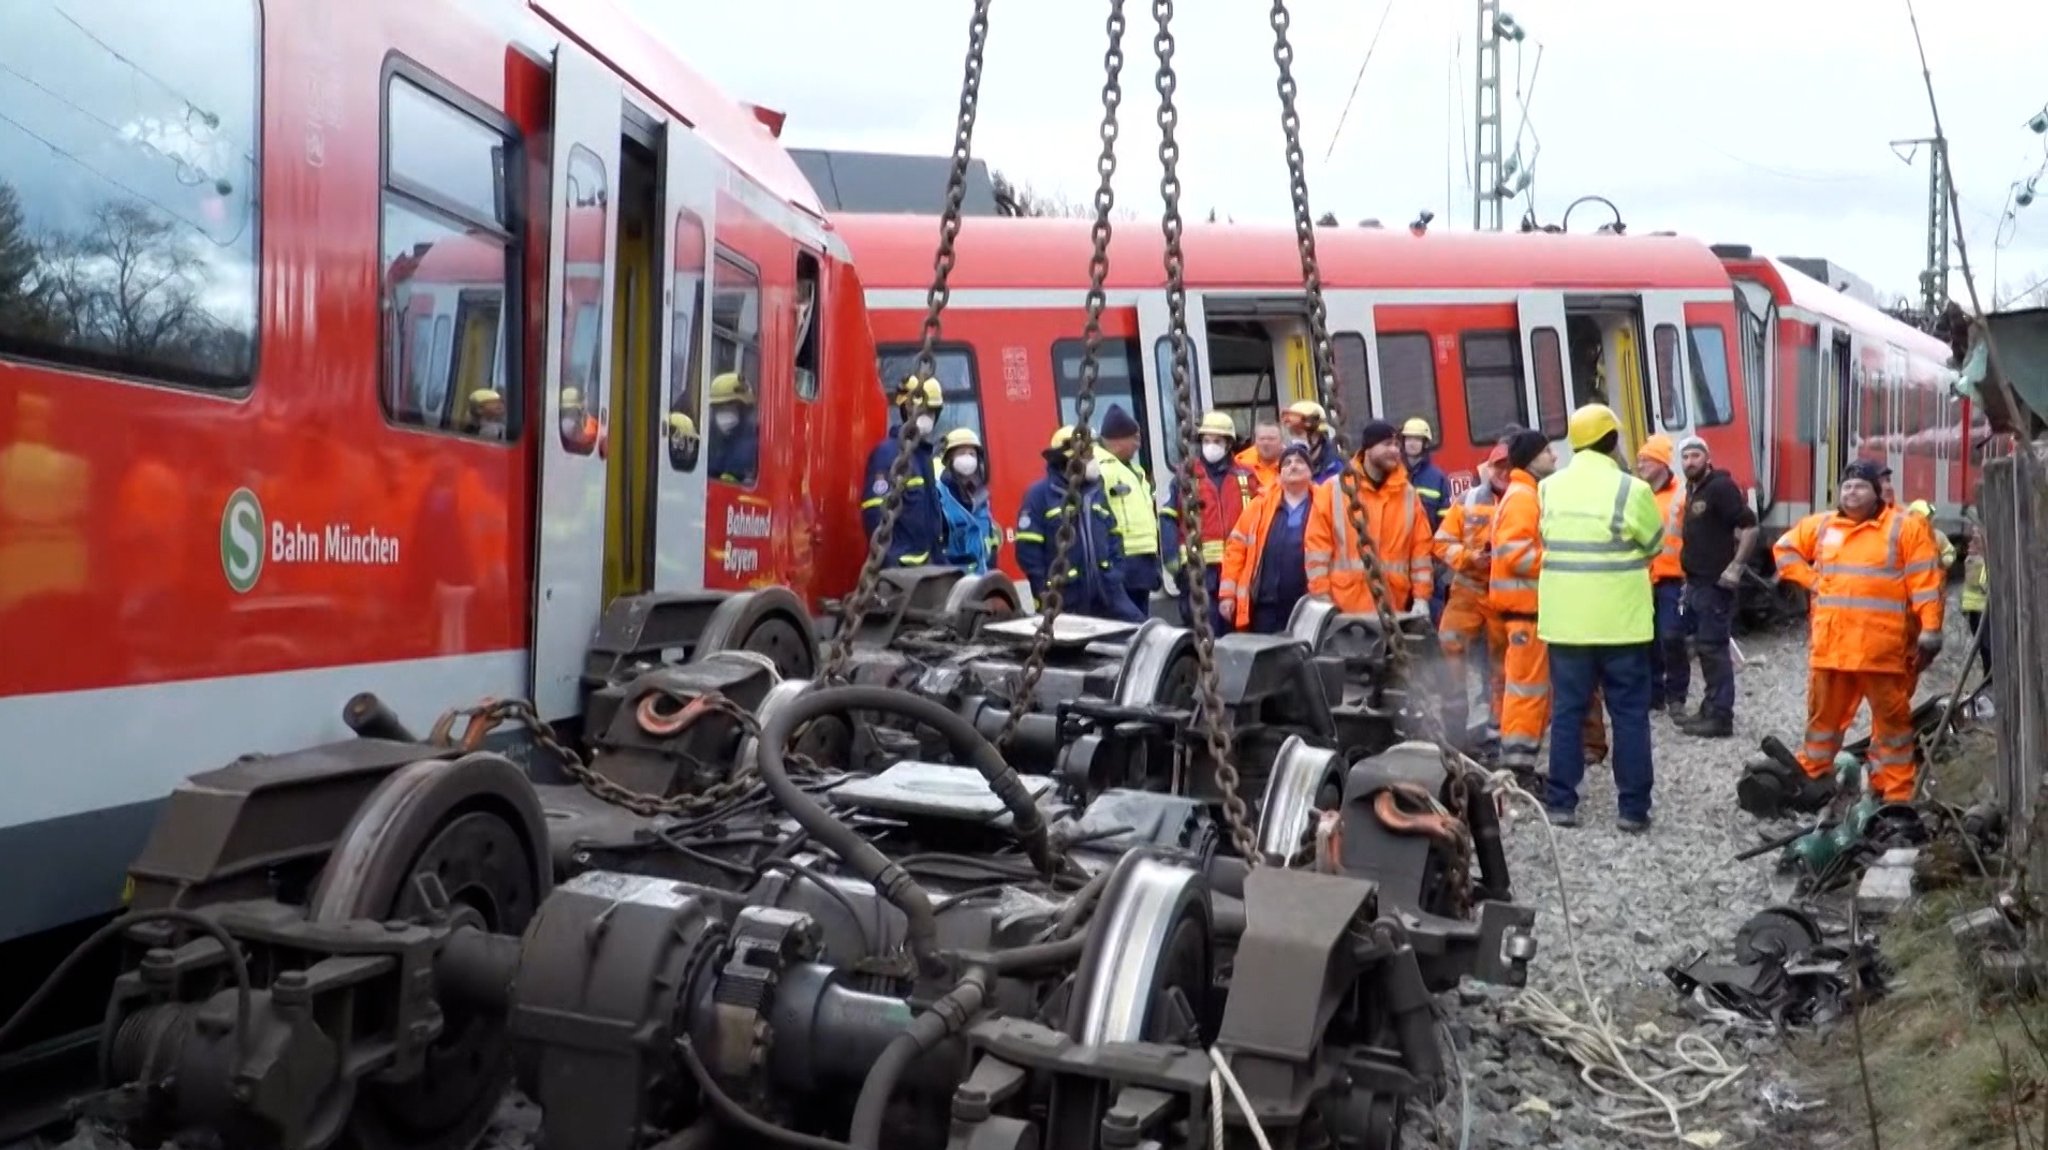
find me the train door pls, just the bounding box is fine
[1733,281,1777,509]
[650,118,719,592]
[1641,295,1697,447]
[601,120,663,606]
[1813,327,1853,507]
[1514,293,1574,455]
[1136,291,1213,479]
[531,44,622,722]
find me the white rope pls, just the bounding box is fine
[1484,767,1751,1142]
[1207,1046,1275,1150]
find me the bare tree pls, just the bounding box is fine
[990,168,1140,221]
[1996,275,2048,310]
[33,198,246,375]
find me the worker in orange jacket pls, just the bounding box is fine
[1487,429,1556,775]
[1434,440,1511,749]
[1218,442,1319,631]
[1772,458,1946,807]
[1635,434,1689,712]
[1304,420,1433,614]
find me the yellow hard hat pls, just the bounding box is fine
[941,427,983,454]
[469,388,503,407]
[1048,425,1080,451]
[709,372,752,405]
[1907,499,1935,518]
[1566,403,1621,450]
[561,387,583,409]
[896,375,944,409]
[1285,400,1327,424]
[1400,417,1435,442]
[667,412,698,438]
[1197,411,1236,439]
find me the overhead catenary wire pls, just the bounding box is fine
[1321,0,1398,165]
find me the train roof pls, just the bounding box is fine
[532,0,824,220]
[834,214,1737,293]
[1727,254,1950,361]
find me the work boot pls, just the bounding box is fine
[1680,713,1734,739]
[1545,807,1579,828]
[1667,700,1694,721]
[1616,814,1652,835]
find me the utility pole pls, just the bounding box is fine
[1471,0,1503,231]
[1890,135,1951,321]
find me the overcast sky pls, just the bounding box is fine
[628,0,2048,307]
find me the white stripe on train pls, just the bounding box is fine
[0,649,528,831]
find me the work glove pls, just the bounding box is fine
[1718,563,1743,590]
[1916,630,1944,671]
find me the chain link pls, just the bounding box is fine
[458,697,772,819]
[1153,0,1259,865]
[822,0,993,682]
[990,0,1125,754]
[1266,0,1474,907]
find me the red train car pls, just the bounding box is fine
[1718,249,1970,535]
[0,0,884,945]
[837,213,1757,581]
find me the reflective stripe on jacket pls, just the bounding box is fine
[1961,550,1988,613]
[1095,448,1160,557]
[1162,462,1257,566]
[1219,485,1310,629]
[1303,463,1433,613]
[1433,484,1499,605]
[1408,454,1450,532]
[861,436,942,567]
[1535,451,1664,645]
[1773,504,1945,674]
[1650,477,1685,582]
[1487,470,1543,616]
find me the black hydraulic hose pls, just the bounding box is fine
[0,908,254,1057]
[848,967,991,1150]
[344,691,419,742]
[1465,778,1513,902]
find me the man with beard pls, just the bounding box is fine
[1673,436,1757,739]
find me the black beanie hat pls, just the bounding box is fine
[1506,430,1550,471]
[1100,404,1141,440]
[1355,419,1399,450]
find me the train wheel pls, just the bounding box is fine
[1255,736,1346,864]
[694,587,818,680]
[308,755,550,1150]
[1065,854,1212,1048]
[942,571,1023,637]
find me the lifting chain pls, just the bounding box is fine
[821,0,994,682]
[443,697,778,819]
[1265,0,1474,907]
[1154,0,1260,865]
[991,0,1124,754]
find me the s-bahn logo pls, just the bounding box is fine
[220,487,266,594]
[219,487,405,593]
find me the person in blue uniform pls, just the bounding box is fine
[1400,417,1451,624]
[860,375,946,567]
[1014,426,1143,623]
[1283,399,1344,483]
[935,427,999,574]
[705,372,759,485]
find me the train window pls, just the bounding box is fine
[794,252,822,403]
[1794,341,1819,445]
[1332,333,1373,422]
[1376,333,1439,442]
[1153,337,1197,469]
[380,73,519,439]
[708,249,762,487]
[1459,331,1525,444]
[666,208,707,472]
[1053,338,1146,437]
[1530,328,1569,438]
[0,0,259,391]
[1653,325,1688,430]
[876,343,984,447]
[554,147,607,455]
[1687,325,1734,426]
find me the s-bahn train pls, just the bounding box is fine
[0,0,886,958]
[837,214,1971,585]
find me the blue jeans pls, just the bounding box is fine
[1652,581,1689,708]
[1545,643,1655,821]
[1685,579,1737,719]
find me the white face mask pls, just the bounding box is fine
[1083,459,1103,482]
[713,410,740,433]
[914,413,936,436]
[950,452,980,477]
[1200,442,1228,465]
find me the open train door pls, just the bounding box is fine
[650,119,720,594]
[530,43,623,722]
[1640,294,1697,448]
[1136,291,1213,480]
[1515,292,1573,458]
